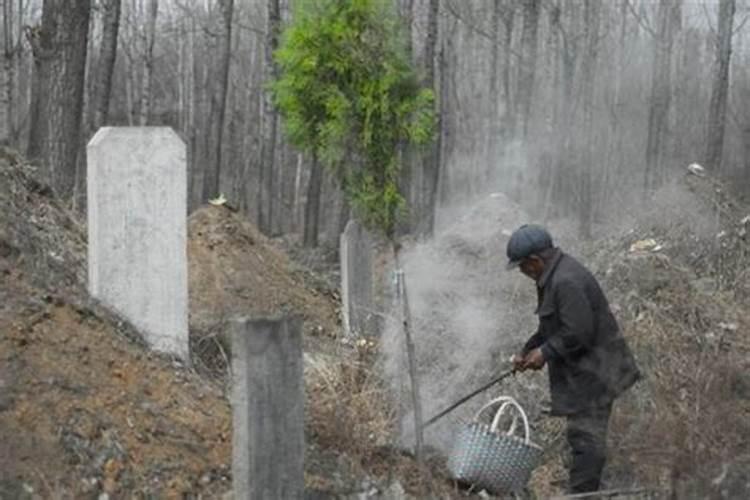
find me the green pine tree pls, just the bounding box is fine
[271,0,435,240]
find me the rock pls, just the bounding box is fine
[380,481,409,500]
[691,277,718,295]
[687,163,706,177]
[0,371,13,412]
[629,238,659,253]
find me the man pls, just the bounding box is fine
[507,224,640,494]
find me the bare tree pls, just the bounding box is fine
[93,0,121,129]
[705,0,735,171]
[482,0,502,184]
[517,0,539,139]
[1,0,15,143]
[139,0,158,125]
[577,0,601,238]
[418,0,440,236]
[27,0,91,199]
[258,0,280,233]
[303,154,323,247]
[644,0,680,194]
[501,0,515,127]
[202,0,234,200]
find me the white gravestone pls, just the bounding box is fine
[87,127,189,360]
[340,219,373,337]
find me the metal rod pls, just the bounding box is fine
[421,368,516,429]
[550,487,661,499]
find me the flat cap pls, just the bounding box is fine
[506,224,553,269]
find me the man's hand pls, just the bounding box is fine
[512,353,526,372]
[522,348,546,370]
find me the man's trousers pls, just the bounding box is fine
[565,403,613,494]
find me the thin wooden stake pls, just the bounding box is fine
[393,244,425,464]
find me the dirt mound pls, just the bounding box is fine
[0,266,233,498]
[0,149,86,292]
[187,206,340,362]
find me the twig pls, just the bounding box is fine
[625,0,657,39]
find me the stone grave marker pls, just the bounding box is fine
[340,219,373,337]
[87,127,189,360]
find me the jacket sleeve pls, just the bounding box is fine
[540,279,595,361]
[522,328,545,355]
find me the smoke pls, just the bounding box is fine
[380,190,553,452]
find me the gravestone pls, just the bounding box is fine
[87,127,189,360]
[231,317,304,499]
[340,219,373,337]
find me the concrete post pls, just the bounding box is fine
[231,317,304,500]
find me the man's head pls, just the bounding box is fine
[506,224,554,281]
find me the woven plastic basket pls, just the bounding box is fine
[446,396,543,494]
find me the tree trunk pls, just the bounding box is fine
[26,26,46,162]
[400,0,414,56]
[303,154,323,248]
[139,0,157,126]
[202,0,234,201]
[1,0,14,144]
[258,0,280,234]
[577,0,601,239]
[705,0,735,171]
[501,0,515,137]
[644,0,679,194]
[548,1,578,219]
[396,0,415,236]
[93,0,120,129]
[517,0,539,140]
[11,0,25,145]
[27,0,91,199]
[418,0,440,237]
[484,0,502,183]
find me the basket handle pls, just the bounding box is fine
[474,397,518,435]
[495,401,519,436]
[475,396,532,445]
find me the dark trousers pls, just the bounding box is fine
[566,403,612,494]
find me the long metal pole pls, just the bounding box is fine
[422,368,516,429]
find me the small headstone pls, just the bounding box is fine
[87,127,189,360]
[340,220,374,337]
[231,317,304,500]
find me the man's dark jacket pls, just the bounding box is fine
[523,249,640,415]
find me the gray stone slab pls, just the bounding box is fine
[340,220,374,337]
[231,317,304,500]
[87,127,188,360]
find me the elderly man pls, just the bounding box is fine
[507,224,640,494]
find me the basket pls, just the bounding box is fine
[446,396,543,494]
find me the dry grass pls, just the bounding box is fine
[307,339,395,462]
[305,338,469,497]
[598,251,750,497]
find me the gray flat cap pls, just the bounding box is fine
[506,224,553,269]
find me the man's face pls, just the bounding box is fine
[519,255,545,281]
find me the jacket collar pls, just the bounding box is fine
[537,248,563,289]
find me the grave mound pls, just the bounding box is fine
[188,204,338,335]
